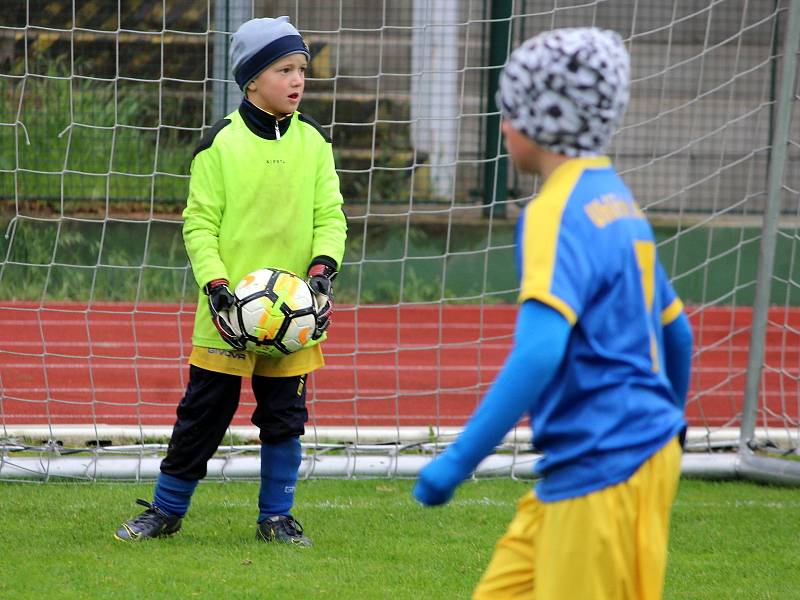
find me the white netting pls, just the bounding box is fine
[0,0,798,480]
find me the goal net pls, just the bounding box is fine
[1,0,798,481]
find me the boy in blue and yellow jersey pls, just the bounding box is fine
[116,16,347,546]
[414,28,693,599]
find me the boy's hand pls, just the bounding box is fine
[203,278,246,350]
[413,476,454,507]
[413,456,460,506]
[307,261,338,340]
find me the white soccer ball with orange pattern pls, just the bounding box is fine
[227,268,317,356]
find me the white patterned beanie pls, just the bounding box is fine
[497,27,630,157]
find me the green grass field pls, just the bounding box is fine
[0,478,797,599]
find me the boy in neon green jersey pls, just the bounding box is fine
[116,16,347,546]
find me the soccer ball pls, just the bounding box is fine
[227,268,317,356]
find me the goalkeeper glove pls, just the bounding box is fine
[204,278,246,350]
[307,258,338,340]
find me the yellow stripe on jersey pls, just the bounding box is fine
[661,297,684,326]
[518,156,611,326]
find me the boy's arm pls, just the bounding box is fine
[657,263,693,409]
[662,308,693,410]
[182,148,229,287]
[310,143,347,268]
[413,300,570,506]
[304,141,347,339]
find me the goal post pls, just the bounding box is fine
[737,0,800,485]
[1,0,799,483]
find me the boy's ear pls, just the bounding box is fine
[246,81,257,92]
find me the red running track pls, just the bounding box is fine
[1,302,798,428]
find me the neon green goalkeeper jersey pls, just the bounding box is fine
[182,105,347,351]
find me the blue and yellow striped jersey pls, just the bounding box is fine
[517,156,686,501]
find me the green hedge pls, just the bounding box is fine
[2,216,798,305]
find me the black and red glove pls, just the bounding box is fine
[307,258,338,340]
[203,278,246,350]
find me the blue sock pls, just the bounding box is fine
[153,472,198,518]
[258,437,301,522]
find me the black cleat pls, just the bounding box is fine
[115,499,182,541]
[256,515,312,547]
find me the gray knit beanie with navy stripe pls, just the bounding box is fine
[230,16,310,90]
[497,27,630,156]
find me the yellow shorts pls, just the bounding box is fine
[473,438,682,600]
[189,343,324,378]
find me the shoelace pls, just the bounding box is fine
[279,517,304,537]
[128,499,167,528]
